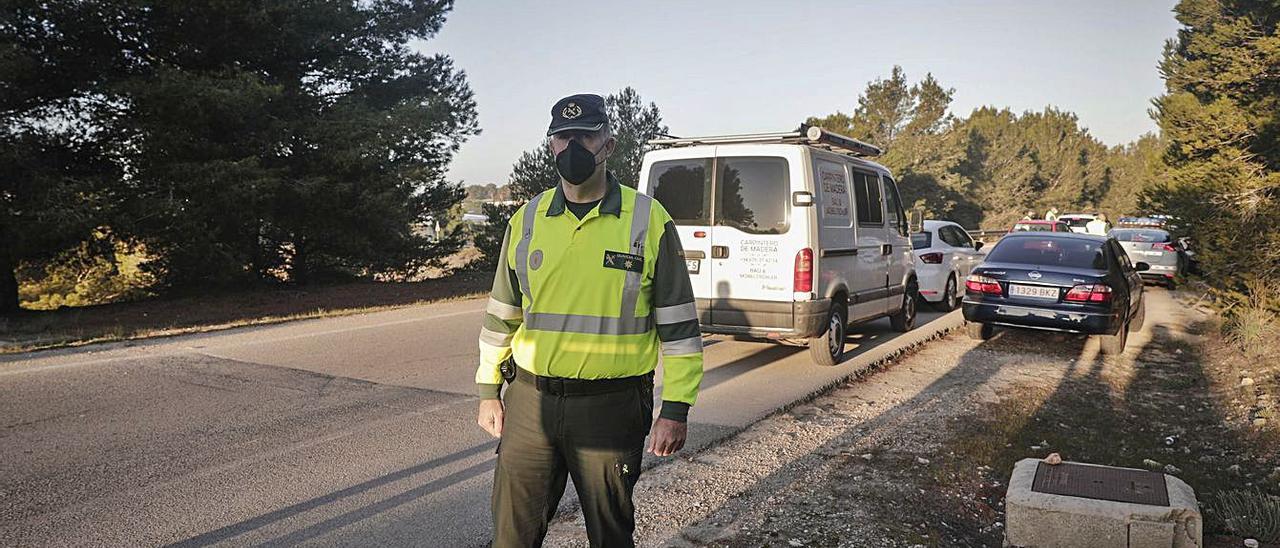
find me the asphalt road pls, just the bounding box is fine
[0,297,954,547]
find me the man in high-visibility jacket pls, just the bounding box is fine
[476,93,704,547]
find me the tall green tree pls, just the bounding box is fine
[110,0,478,286]
[606,86,668,187]
[1146,0,1280,292]
[1,0,130,313]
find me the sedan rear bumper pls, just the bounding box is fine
[962,300,1121,335]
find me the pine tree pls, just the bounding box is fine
[1146,0,1280,291]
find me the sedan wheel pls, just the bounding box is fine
[935,275,960,312]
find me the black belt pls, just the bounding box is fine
[515,367,651,397]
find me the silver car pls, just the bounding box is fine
[1109,228,1187,289]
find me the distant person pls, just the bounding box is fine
[1086,213,1110,235]
[1044,207,1059,222]
[475,93,704,547]
[1022,210,1036,221]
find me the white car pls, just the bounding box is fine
[912,220,984,311]
[1056,213,1097,234]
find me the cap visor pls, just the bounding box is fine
[547,122,605,136]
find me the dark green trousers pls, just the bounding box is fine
[491,374,654,548]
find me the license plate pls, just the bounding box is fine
[1143,251,1165,256]
[685,259,700,274]
[1008,284,1059,299]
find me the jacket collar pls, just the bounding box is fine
[545,171,623,217]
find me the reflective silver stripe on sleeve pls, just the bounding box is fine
[619,193,652,320]
[514,193,545,302]
[654,302,697,325]
[523,312,653,335]
[479,326,515,347]
[661,336,703,356]
[486,297,523,321]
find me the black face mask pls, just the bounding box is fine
[555,139,606,186]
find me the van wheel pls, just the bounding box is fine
[1129,299,1145,332]
[890,280,918,332]
[809,303,847,366]
[934,275,959,312]
[1098,321,1128,355]
[966,321,994,341]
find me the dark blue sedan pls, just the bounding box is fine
[961,232,1147,355]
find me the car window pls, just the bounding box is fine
[1111,240,1134,271]
[1056,222,1069,232]
[1012,222,1052,232]
[1110,229,1171,242]
[649,159,712,226]
[938,226,962,247]
[911,231,932,249]
[852,171,883,226]
[882,176,907,236]
[987,237,1107,269]
[717,156,790,235]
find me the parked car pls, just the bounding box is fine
[961,232,1147,355]
[1056,213,1097,233]
[641,125,918,366]
[1011,219,1071,233]
[913,220,984,311]
[1108,227,1186,289]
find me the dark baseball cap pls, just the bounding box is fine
[547,94,608,136]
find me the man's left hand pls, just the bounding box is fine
[646,418,687,457]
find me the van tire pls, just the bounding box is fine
[809,303,847,366]
[1098,321,1128,355]
[966,321,994,341]
[890,280,918,332]
[934,275,959,312]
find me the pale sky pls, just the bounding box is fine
[420,0,1181,186]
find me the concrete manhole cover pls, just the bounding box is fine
[1031,462,1170,506]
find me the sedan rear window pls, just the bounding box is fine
[911,232,932,249]
[1012,222,1053,232]
[1110,229,1171,243]
[987,237,1107,270]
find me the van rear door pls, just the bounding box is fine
[708,154,795,327]
[647,156,715,314]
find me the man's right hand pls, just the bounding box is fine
[478,399,505,438]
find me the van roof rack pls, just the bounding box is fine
[648,123,883,157]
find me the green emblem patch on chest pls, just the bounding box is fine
[603,251,643,273]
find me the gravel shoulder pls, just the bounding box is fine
[544,289,1279,547]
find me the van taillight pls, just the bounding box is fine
[1064,284,1113,303]
[794,248,813,292]
[1152,243,1176,252]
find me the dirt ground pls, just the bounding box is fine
[0,248,489,353]
[544,289,1278,547]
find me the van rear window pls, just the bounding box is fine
[717,157,789,235]
[649,159,712,225]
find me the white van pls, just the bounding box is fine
[640,125,918,365]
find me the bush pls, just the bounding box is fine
[18,233,157,310]
[471,202,520,272]
[1208,489,1280,542]
[1223,280,1280,361]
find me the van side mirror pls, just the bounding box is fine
[908,208,924,233]
[1135,262,1150,272]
